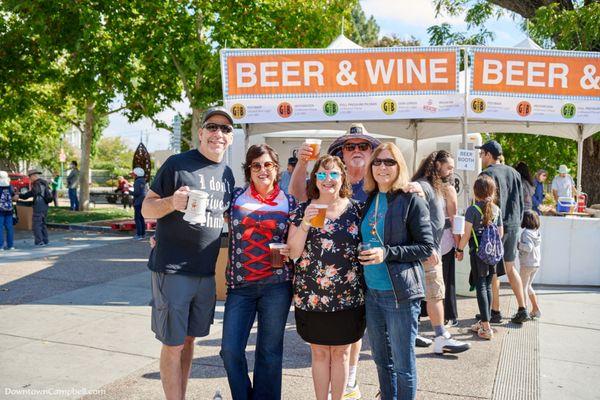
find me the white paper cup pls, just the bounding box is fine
[183,190,209,224]
[452,215,465,235]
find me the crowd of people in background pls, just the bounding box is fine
[1,107,564,400]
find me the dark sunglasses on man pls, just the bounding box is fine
[343,142,371,152]
[203,122,234,134]
[372,158,398,167]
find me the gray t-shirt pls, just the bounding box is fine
[419,180,445,252]
[148,150,235,276]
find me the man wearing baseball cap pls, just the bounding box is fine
[477,140,528,324]
[142,106,236,400]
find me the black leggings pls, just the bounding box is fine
[442,249,458,320]
[475,274,493,322]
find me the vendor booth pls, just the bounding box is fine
[216,36,600,294]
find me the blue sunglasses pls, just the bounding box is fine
[316,171,341,181]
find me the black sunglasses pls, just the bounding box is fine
[343,143,371,152]
[203,123,233,134]
[250,161,276,172]
[372,158,398,167]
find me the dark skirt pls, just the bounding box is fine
[295,305,366,346]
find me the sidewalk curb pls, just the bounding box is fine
[47,223,115,233]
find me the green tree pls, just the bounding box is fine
[349,3,380,46]
[92,136,135,175]
[431,0,600,202]
[125,0,357,151]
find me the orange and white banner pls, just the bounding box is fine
[469,47,600,123]
[221,47,462,123]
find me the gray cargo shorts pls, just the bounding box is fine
[150,272,217,346]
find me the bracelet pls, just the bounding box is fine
[456,248,464,253]
[300,220,311,232]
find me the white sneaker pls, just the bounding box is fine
[530,310,542,319]
[433,331,471,354]
[343,381,361,399]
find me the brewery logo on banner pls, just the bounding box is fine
[423,99,438,113]
[561,103,576,119]
[471,98,486,113]
[231,103,246,119]
[517,101,532,117]
[277,102,293,118]
[381,98,397,115]
[323,100,338,117]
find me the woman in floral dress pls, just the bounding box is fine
[287,154,365,400]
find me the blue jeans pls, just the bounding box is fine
[68,188,79,210]
[220,281,292,400]
[0,213,14,249]
[366,289,421,400]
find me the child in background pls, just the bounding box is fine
[518,211,542,318]
[456,175,503,340]
[0,171,16,251]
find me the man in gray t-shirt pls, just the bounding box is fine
[413,151,470,355]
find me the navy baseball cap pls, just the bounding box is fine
[201,106,234,125]
[476,140,503,158]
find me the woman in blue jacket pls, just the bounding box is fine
[358,143,434,400]
[532,169,547,215]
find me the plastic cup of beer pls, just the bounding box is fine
[269,243,287,268]
[310,204,328,228]
[305,139,322,161]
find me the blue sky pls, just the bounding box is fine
[105,0,528,151]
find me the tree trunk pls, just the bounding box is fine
[79,102,95,211]
[582,137,600,205]
[191,107,202,149]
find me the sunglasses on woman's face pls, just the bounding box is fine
[203,122,234,134]
[372,158,398,167]
[316,171,341,181]
[343,142,371,152]
[250,161,276,172]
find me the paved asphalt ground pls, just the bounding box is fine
[0,229,598,399]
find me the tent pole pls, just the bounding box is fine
[577,124,584,193]
[412,121,418,174]
[244,123,250,151]
[462,47,470,211]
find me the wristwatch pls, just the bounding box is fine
[456,248,464,253]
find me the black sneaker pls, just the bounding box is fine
[475,311,502,324]
[511,309,529,324]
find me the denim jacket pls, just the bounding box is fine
[360,190,434,303]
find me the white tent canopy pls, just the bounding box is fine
[241,35,599,191]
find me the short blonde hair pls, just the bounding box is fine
[363,142,410,194]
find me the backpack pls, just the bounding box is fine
[41,183,53,204]
[471,204,504,265]
[0,187,13,212]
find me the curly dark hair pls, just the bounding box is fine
[242,144,280,184]
[411,150,453,195]
[306,155,352,199]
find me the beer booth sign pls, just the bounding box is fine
[220,47,462,123]
[469,47,600,124]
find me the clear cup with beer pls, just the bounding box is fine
[310,204,328,228]
[268,243,287,268]
[305,139,322,161]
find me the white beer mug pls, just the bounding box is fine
[183,190,209,224]
[452,215,465,235]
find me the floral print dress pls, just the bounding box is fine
[289,200,364,312]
